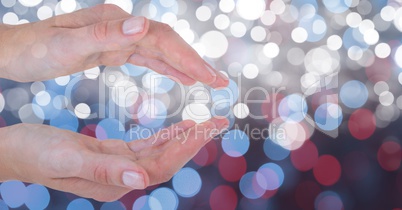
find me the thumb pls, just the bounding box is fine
[77,152,150,189]
[72,16,150,53]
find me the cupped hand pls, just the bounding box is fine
[0,117,228,202]
[0,4,228,88]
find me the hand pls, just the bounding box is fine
[0,4,228,89]
[0,117,228,202]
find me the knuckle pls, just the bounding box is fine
[92,21,109,42]
[93,164,110,185]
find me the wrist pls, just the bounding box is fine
[0,125,16,181]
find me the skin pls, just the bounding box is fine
[0,4,229,202]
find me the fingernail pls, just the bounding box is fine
[122,171,145,189]
[123,16,145,35]
[205,64,217,78]
[218,71,229,82]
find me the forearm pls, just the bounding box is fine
[0,24,18,80]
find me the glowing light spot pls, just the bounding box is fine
[250,26,266,42]
[270,0,286,15]
[1,0,16,8]
[0,93,4,113]
[313,155,341,186]
[291,27,308,43]
[379,91,394,106]
[18,0,42,7]
[150,187,179,210]
[214,14,230,30]
[50,109,79,132]
[261,10,276,26]
[340,80,368,108]
[210,185,237,210]
[263,42,280,58]
[201,31,229,59]
[242,63,259,79]
[315,191,344,210]
[74,103,91,119]
[348,109,376,140]
[18,104,44,124]
[67,198,94,210]
[219,154,247,182]
[377,141,401,171]
[278,94,308,122]
[263,138,290,161]
[239,172,265,199]
[375,43,391,58]
[381,6,396,22]
[182,103,211,124]
[314,103,343,131]
[104,0,133,14]
[96,118,125,140]
[291,141,318,171]
[100,201,126,210]
[37,5,53,20]
[222,129,250,157]
[132,195,161,210]
[394,45,402,68]
[233,103,249,119]
[257,163,284,190]
[346,12,362,28]
[196,6,211,22]
[230,22,247,38]
[84,66,100,79]
[0,181,27,208]
[348,46,363,60]
[236,0,265,20]
[363,29,379,45]
[2,12,18,25]
[327,35,342,51]
[172,168,202,197]
[323,0,352,13]
[219,0,235,13]
[60,0,76,13]
[210,79,239,109]
[25,184,50,210]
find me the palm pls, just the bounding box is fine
[3,117,227,201]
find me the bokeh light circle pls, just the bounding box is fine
[25,184,50,210]
[200,31,228,58]
[239,172,265,199]
[340,80,368,108]
[314,103,343,131]
[221,129,250,157]
[377,141,401,171]
[172,167,202,198]
[263,138,290,161]
[315,191,344,210]
[67,198,94,210]
[278,94,308,122]
[0,181,27,208]
[236,0,265,20]
[348,109,376,140]
[150,187,179,210]
[210,185,237,210]
[313,155,341,186]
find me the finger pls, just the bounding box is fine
[138,117,229,185]
[49,177,129,202]
[75,152,150,190]
[135,21,229,89]
[128,53,196,86]
[67,15,150,55]
[47,4,131,28]
[128,120,196,152]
